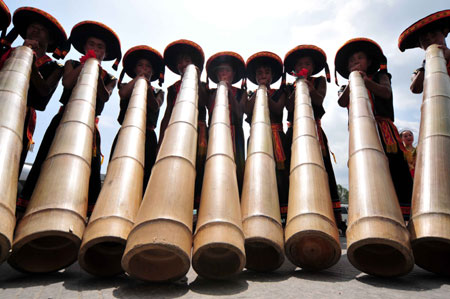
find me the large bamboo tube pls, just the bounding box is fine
[78,78,147,276]
[192,82,245,279]
[0,46,33,263]
[240,85,284,272]
[122,64,199,282]
[284,79,340,271]
[8,58,99,273]
[408,44,450,276]
[346,71,414,277]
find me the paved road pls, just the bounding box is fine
[0,238,448,299]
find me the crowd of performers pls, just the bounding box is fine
[0,3,449,235]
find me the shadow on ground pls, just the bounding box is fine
[355,267,449,291]
[0,240,448,299]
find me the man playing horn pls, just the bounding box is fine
[398,10,450,93]
[245,52,289,221]
[336,38,413,221]
[206,51,247,193]
[0,7,68,216]
[112,45,165,192]
[160,39,209,210]
[19,20,121,216]
[284,45,345,233]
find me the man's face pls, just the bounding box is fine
[347,51,371,73]
[255,65,272,86]
[25,22,50,50]
[294,56,314,76]
[84,37,107,61]
[134,58,153,79]
[216,63,235,84]
[176,54,192,75]
[418,29,447,50]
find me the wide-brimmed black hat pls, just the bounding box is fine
[163,39,204,75]
[246,51,283,85]
[69,20,121,69]
[284,45,330,82]
[12,7,67,57]
[398,10,450,51]
[206,51,246,84]
[335,37,386,79]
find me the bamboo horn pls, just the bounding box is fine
[0,46,34,263]
[8,58,100,273]
[408,44,450,276]
[192,81,245,279]
[121,64,199,282]
[284,78,341,270]
[346,71,414,277]
[240,85,284,272]
[78,78,147,276]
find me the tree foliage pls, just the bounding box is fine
[337,184,349,204]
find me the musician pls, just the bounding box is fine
[400,130,417,178]
[111,46,165,193]
[336,38,413,221]
[0,7,68,182]
[206,52,247,193]
[19,21,121,216]
[160,39,209,209]
[398,10,450,94]
[245,52,289,217]
[284,45,345,233]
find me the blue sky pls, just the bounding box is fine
[6,0,449,188]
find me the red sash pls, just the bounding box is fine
[400,206,411,217]
[271,123,286,170]
[315,119,327,156]
[197,120,207,158]
[447,59,450,76]
[230,125,236,154]
[92,117,104,164]
[365,84,405,154]
[25,55,53,150]
[375,116,406,154]
[25,108,37,150]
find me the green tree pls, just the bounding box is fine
[337,184,349,204]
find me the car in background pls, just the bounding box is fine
[341,204,348,224]
[17,162,32,195]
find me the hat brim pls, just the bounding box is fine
[335,38,384,79]
[70,21,121,61]
[206,52,246,84]
[164,40,204,75]
[246,52,283,85]
[0,1,11,30]
[123,46,164,82]
[398,10,450,52]
[13,7,67,53]
[284,45,327,76]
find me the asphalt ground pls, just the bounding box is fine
[0,237,448,299]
